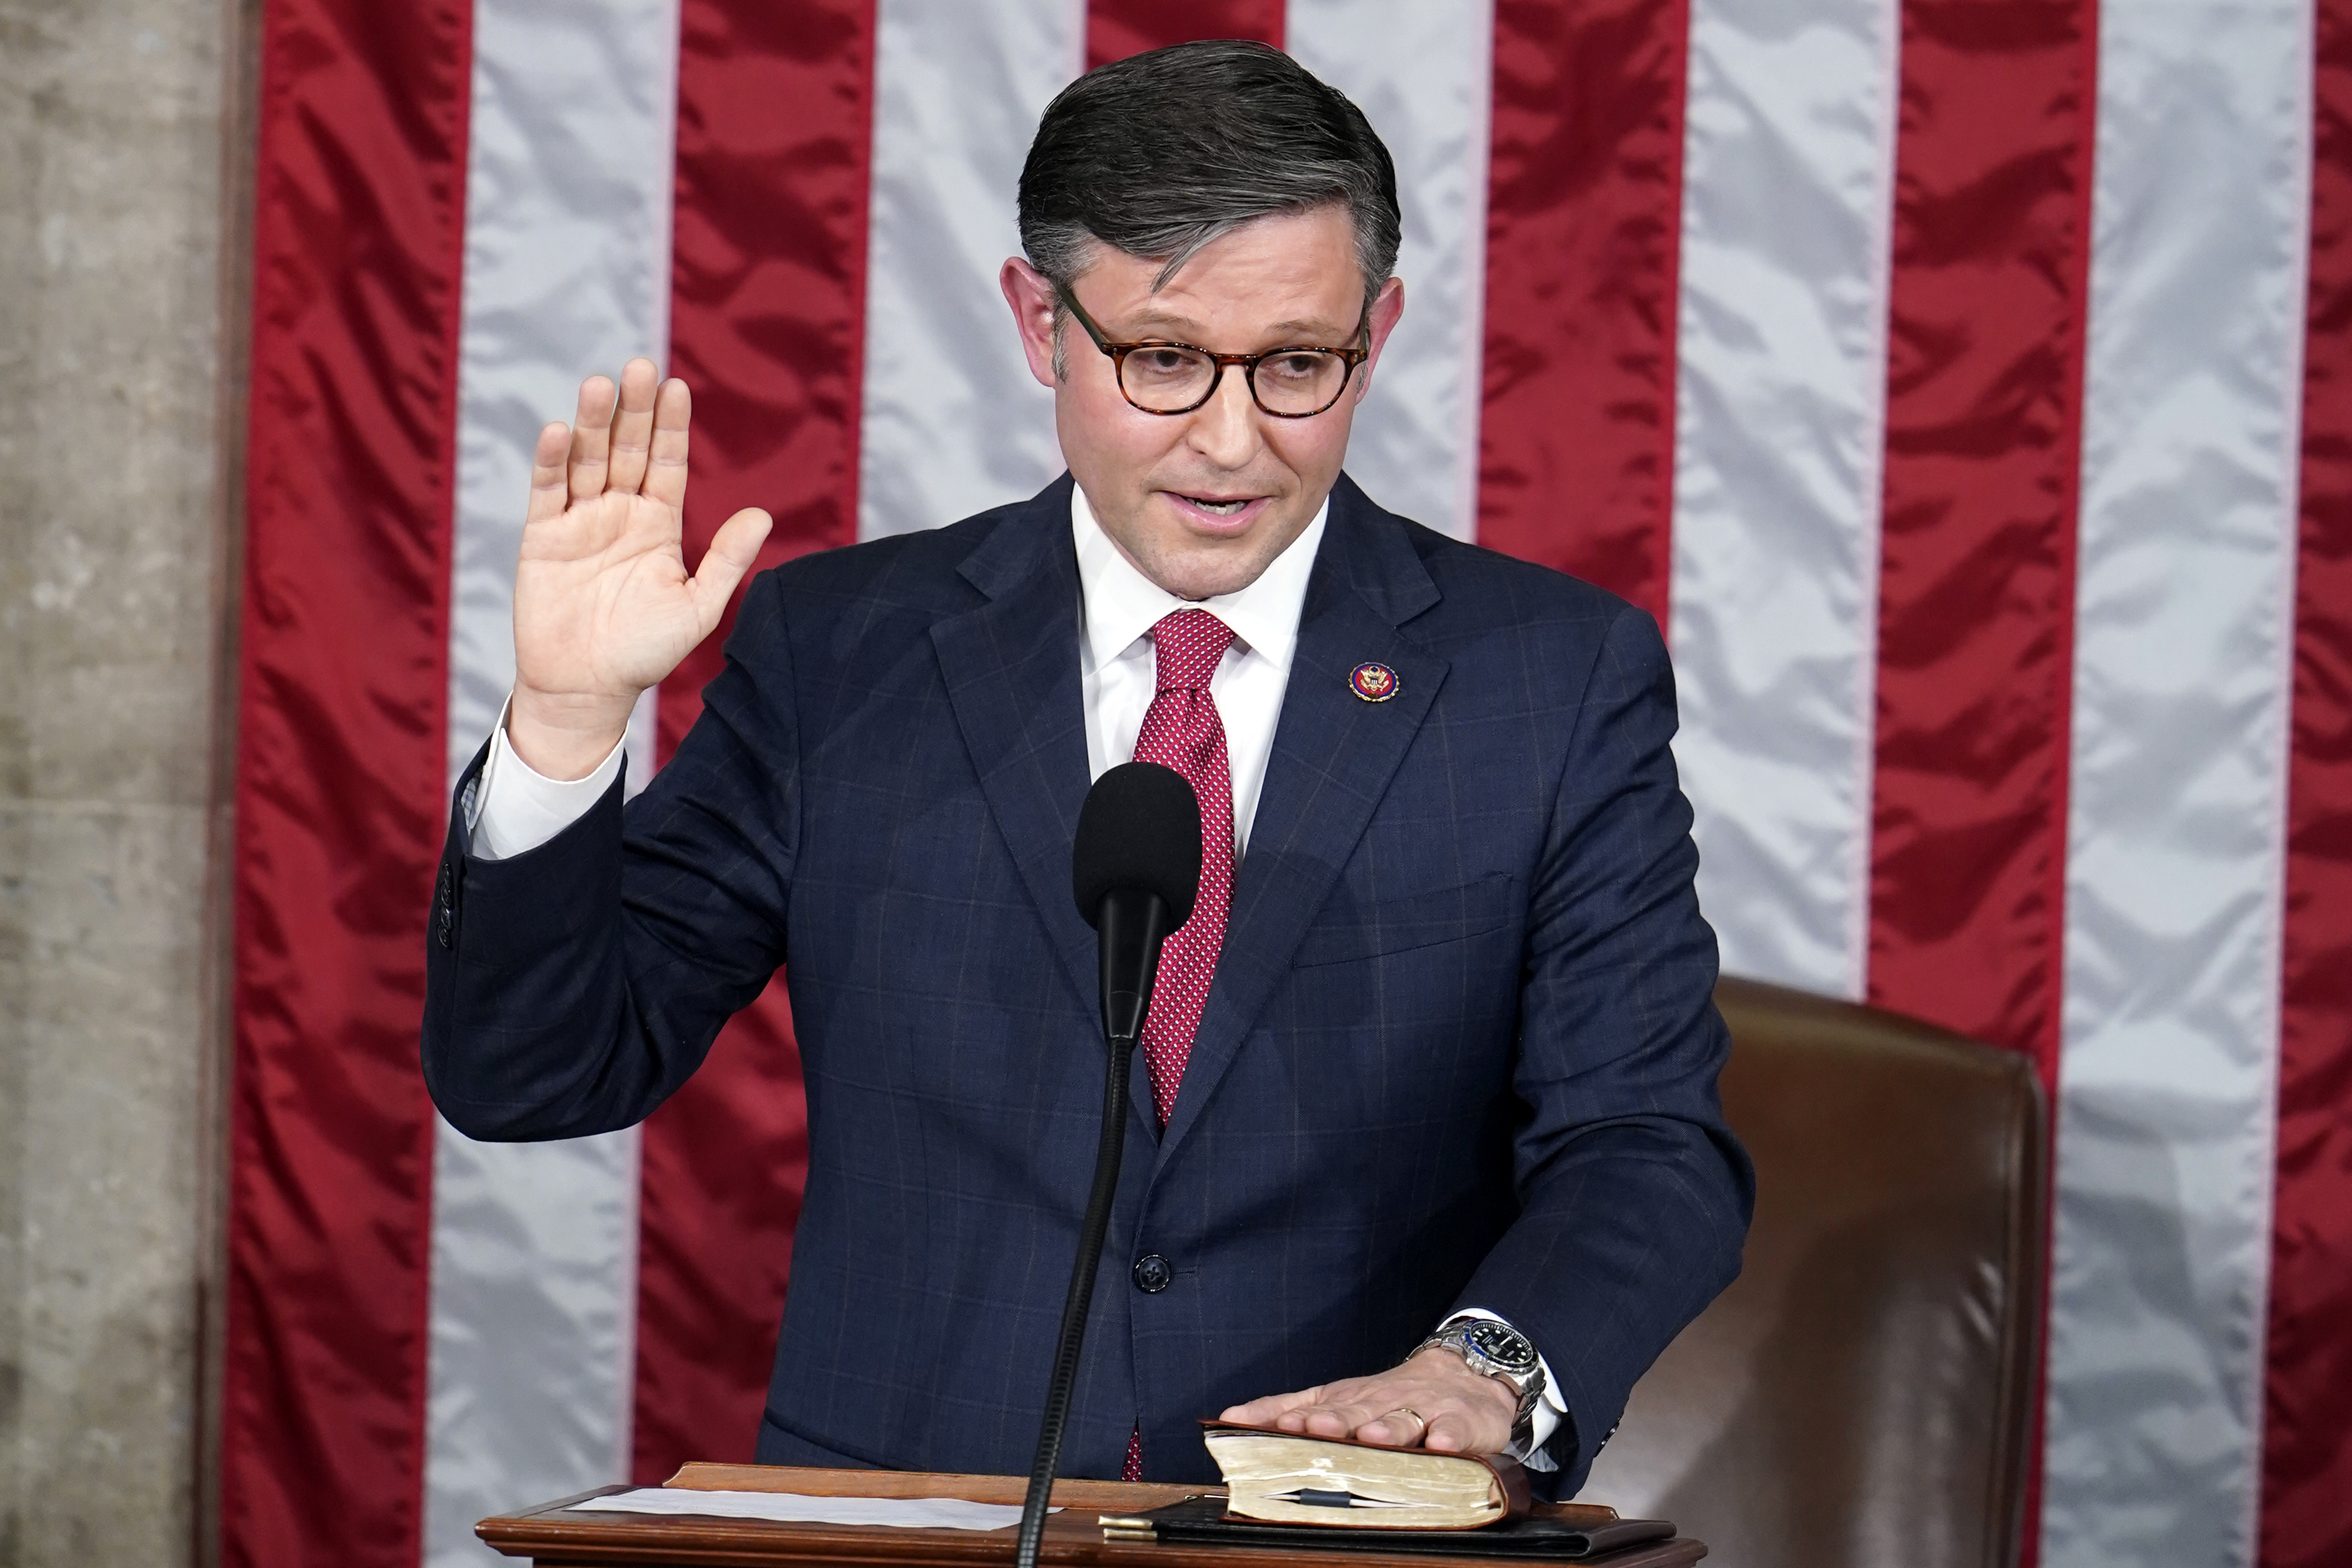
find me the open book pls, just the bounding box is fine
[1198,1421,1535,1529]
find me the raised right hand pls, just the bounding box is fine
[508,358,772,779]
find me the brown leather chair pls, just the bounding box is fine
[1579,977,2047,1568]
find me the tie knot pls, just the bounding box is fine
[1151,609,1234,693]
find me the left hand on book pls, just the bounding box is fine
[1217,1347,1520,1455]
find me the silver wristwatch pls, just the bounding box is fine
[1416,1317,1547,1453]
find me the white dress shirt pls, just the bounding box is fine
[464,483,1565,1464]
[1072,483,1319,853]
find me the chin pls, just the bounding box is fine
[1179,564,1270,602]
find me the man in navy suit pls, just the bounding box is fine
[423,41,1750,1494]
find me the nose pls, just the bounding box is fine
[1184,364,1263,470]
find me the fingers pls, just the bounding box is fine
[527,422,571,524]
[1355,1407,1431,1448]
[567,375,619,505]
[642,376,692,512]
[1284,1398,1387,1441]
[1296,1392,1490,1451]
[687,506,775,637]
[1220,1387,1324,1426]
[1420,1410,1482,1453]
[1230,1357,1517,1455]
[605,358,661,497]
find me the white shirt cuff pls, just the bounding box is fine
[467,696,627,862]
[1444,1309,1565,1472]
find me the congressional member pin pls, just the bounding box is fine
[1349,662,1399,702]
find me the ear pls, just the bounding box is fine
[1001,257,1061,389]
[1351,276,1408,403]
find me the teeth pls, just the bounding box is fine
[1191,498,1248,515]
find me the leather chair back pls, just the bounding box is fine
[1580,978,2047,1568]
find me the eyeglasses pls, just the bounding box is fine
[1058,286,1370,418]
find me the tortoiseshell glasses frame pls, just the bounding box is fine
[1057,285,1372,418]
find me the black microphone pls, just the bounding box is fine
[1072,761,1202,1041]
[1014,762,1203,1568]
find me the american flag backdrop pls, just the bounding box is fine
[221,1,2351,1565]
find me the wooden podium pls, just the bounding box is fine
[476,1464,1706,1566]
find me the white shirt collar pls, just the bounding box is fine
[1070,483,1327,672]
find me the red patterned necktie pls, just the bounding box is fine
[1127,608,1237,1127]
[1120,608,1235,1486]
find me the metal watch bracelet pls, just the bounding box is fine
[1415,1318,1546,1453]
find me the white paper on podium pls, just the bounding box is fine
[567,1489,1056,1531]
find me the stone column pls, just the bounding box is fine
[0,0,253,1561]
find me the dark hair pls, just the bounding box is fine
[1017,40,1401,327]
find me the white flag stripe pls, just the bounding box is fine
[857,0,1084,540]
[441,0,680,790]
[1285,0,1494,541]
[1666,0,1901,1000]
[427,0,680,1559]
[422,1120,642,1568]
[2043,4,2312,1564]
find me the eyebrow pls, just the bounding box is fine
[1118,309,1354,343]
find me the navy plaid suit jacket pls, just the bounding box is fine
[422,472,1752,1495]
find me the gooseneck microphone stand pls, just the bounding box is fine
[1013,883,1176,1568]
[1010,1030,1134,1568]
[1017,763,1197,1568]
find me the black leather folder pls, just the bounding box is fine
[1119,1495,1680,1559]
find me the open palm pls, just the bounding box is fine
[510,359,770,778]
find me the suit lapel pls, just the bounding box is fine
[930,478,1102,1026]
[1156,479,1448,1163]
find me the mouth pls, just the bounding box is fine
[1164,492,1273,531]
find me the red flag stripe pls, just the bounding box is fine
[220,0,473,1561]
[1474,0,1686,628]
[632,0,879,1483]
[2260,1,2352,1561]
[1866,0,2097,1088]
[1086,0,1285,70]
[1864,9,2101,1565]
[659,0,877,725]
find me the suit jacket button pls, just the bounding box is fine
[1133,1254,1173,1294]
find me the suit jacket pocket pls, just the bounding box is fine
[1290,873,1518,968]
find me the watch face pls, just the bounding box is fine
[1464,1320,1539,1376]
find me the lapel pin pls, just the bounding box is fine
[1349,662,1398,702]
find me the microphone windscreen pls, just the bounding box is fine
[1072,762,1202,931]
